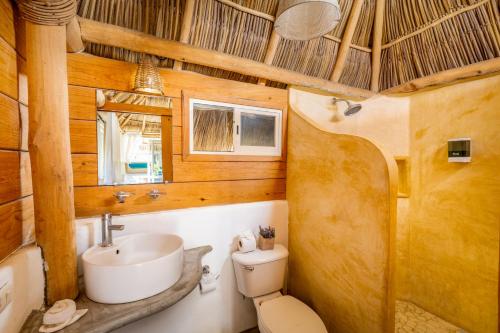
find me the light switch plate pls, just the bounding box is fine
[0,282,12,313]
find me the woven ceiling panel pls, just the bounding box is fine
[352,0,376,47]
[380,1,500,89]
[272,37,340,79]
[77,0,183,67]
[339,48,372,89]
[183,0,272,82]
[383,0,487,44]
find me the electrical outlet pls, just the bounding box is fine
[0,282,12,314]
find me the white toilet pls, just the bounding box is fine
[232,244,327,333]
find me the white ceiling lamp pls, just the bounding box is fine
[275,0,341,41]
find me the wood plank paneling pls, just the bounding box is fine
[69,85,96,120]
[0,150,21,205]
[17,56,28,105]
[68,53,136,91]
[162,116,173,182]
[72,154,98,186]
[173,156,286,182]
[0,36,17,100]
[70,119,97,153]
[0,198,24,260]
[0,0,15,48]
[67,53,288,108]
[19,103,28,151]
[172,99,181,127]
[0,92,20,150]
[68,53,288,218]
[74,179,286,217]
[20,152,32,197]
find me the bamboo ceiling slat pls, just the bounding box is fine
[227,0,280,16]
[329,0,355,38]
[339,47,372,89]
[380,2,500,89]
[77,0,183,67]
[183,0,271,82]
[272,37,340,80]
[352,0,376,47]
[383,0,486,44]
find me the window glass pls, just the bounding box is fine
[240,112,276,147]
[193,103,234,152]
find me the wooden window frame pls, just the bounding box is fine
[182,91,287,162]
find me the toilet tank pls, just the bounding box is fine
[232,244,288,298]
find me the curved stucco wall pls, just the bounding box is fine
[286,110,397,333]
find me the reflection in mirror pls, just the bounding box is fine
[97,111,163,185]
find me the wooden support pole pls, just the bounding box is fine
[173,0,196,71]
[370,0,385,91]
[258,30,280,85]
[78,18,374,99]
[330,0,364,82]
[26,22,78,304]
[66,17,84,53]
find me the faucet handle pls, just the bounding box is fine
[148,189,166,200]
[114,191,132,203]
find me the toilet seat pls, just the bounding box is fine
[259,296,327,333]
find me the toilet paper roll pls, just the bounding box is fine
[200,275,217,294]
[238,230,256,253]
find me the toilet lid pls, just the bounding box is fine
[260,296,327,333]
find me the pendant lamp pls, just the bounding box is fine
[133,56,163,95]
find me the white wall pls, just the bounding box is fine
[0,246,44,333]
[289,87,410,156]
[76,200,289,333]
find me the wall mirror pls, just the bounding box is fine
[96,89,173,185]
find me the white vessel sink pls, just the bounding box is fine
[82,233,184,304]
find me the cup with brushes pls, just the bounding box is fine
[257,225,275,250]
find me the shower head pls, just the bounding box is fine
[332,98,362,116]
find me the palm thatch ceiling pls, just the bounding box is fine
[77,0,500,92]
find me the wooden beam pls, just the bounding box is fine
[26,22,78,304]
[66,17,84,53]
[258,30,280,85]
[173,0,196,71]
[381,58,500,94]
[215,0,275,21]
[78,18,374,99]
[370,0,385,91]
[330,0,364,82]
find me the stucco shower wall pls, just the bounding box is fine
[286,110,397,333]
[408,74,500,333]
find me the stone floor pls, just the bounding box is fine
[396,300,467,333]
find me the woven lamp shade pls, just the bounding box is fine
[275,0,341,40]
[133,57,163,95]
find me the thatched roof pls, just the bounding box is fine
[77,0,500,92]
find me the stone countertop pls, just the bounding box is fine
[21,246,212,333]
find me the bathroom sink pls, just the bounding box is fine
[82,233,184,304]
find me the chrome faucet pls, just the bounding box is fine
[100,213,124,247]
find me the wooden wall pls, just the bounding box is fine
[0,0,34,261]
[67,53,287,217]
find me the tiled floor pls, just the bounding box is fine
[396,300,467,333]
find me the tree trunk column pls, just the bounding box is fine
[26,21,78,304]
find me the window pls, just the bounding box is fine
[189,99,282,157]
